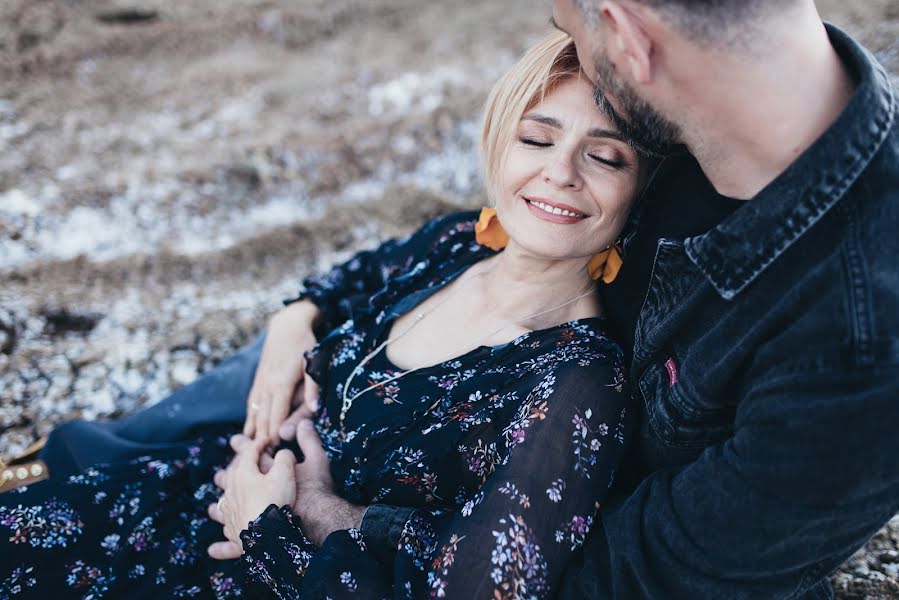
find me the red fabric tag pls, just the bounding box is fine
[664,357,679,388]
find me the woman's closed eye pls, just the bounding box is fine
[587,152,625,168]
[518,135,628,169]
[519,137,552,148]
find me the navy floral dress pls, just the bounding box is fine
[0,211,632,599]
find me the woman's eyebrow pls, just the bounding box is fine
[522,114,626,141]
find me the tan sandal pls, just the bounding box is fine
[0,437,49,493]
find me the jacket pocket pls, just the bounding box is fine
[639,358,733,450]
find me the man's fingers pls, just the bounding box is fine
[295,419,326,465]
[213,468,226,489]
[208,540,242,560]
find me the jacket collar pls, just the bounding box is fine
[684,24,896,300]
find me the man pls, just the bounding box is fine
[542,1,899,597]
[247,1,895,598]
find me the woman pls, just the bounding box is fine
[0,31,643,598]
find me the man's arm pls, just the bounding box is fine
[576,364,899,599]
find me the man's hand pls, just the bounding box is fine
[291,418,366,546]
[243,300,322,445]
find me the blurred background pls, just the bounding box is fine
[1,1,897,596]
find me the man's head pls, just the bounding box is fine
[553,0,804,156]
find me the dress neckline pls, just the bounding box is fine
[379,316,607,373]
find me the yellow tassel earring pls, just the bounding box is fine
[475,207,509,250]
[587,241,623,284]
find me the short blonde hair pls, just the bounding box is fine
[480,31,581,206]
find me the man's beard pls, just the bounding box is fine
[592,50,681,157]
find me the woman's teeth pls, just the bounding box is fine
[527,199,585,218]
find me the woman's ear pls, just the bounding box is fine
[599,1,654,84]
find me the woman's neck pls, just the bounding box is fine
[473,241,599,326]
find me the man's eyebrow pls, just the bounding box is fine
[522,114,626,141]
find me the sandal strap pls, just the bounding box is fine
[0,459,49,492]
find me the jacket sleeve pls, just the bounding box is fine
[304,362,634,599]
[283,211,476,333]
[578,364,899,599]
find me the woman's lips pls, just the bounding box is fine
[523,196,588,224]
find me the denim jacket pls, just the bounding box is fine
[359,24,899,599]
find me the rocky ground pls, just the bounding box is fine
[1,0,898,597]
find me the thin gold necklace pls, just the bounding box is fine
[338,270,596,435]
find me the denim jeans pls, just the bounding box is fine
[40,333,264,479]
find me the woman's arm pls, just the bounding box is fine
[246,211,478,445]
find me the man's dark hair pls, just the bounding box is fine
[577,0,793,47]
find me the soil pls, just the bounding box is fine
[1,1,897,596]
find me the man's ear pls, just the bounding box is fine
[599,1,654,84]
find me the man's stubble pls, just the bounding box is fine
[591,48,682,157]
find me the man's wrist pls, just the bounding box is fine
[298,489,365,546]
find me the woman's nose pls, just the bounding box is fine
[542,149,581,189]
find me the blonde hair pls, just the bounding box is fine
[480,31,582,206]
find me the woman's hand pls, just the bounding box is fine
[208,438,297,556]
[208,424,365,559]
[244,300,322,445]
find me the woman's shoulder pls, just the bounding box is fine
[501,318,628,392]
[408,210,480,250]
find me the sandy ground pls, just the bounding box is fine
[1,0,898,597]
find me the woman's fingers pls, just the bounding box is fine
[279,377,321,441]
[237,437,268,468]
[247,382,299,445]
[270,448,297,478]
[229,433,252,453]
[208,540,242,560]
[265,383,295,446]
[208,500,225,524]
[304,376,320,414]
[279,401,310,441]
[242,387,261,438]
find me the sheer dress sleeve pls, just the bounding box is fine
[240,361,633,599]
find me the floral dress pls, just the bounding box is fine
[0,211,632,599]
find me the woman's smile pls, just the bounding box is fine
[522,195,588,224]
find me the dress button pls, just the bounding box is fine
[30,464,44,476]
[16,467,28,479]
